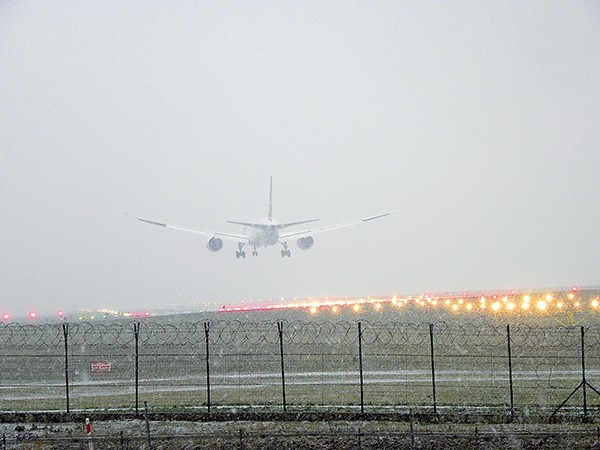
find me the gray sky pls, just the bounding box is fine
[1,1,599,318]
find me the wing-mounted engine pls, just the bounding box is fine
[297,236,314,250]
[207,237,224,252]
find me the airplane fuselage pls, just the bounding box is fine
[247,220,280,248]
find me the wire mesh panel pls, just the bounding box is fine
[137,322,206,410]
[1,320,600,415]
[209,321,281,407]
[510,325,599,414]
[67,322,136,411]
[0,323,65,410]
[283,321,360,408]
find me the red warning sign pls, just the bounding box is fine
[90,361,112,373]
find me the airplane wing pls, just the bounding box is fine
[279,209,400,240]
[125,213,248,242]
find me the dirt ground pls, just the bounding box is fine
[1,418,600,449]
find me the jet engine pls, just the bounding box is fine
[207,237,223,252]
[297,236,314,250]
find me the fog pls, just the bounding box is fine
[1,1,599,317]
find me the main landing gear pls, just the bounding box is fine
[280,242,291,258]
[252,246,258,256]
[236,243,246,259]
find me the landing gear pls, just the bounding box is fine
[280,242,291,257]
[236,243,246,259]
[252,247,258,256]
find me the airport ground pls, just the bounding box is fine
[2,288,600,448]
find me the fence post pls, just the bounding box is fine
[62,322,70,413]
[358,322,364,416]
[429,323,438,421]
[507,324,514,419]
[409,408,415,450]
[203,321,211,415]
[277,321,287,412]
[581,326,587,417]
[133,322,140,414]
[144,400,152,450]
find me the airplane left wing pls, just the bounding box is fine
[279,209,400,240]
[125,213,248,242]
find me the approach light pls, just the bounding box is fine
[592,300,599,309]
[491,301,501,311]
[506,302,515,311]
[374,303,382,311]
[545,294,553,302]
[29,311,38,320]
[1,312,10,322]
[556,302,564,309]
[352,304,361,313]
[536,301,547,311]
[522,302,530,310]
[57,310,64,319]
[331,305,340,313]
[309,306,318,315]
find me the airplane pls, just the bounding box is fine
[127,176,397,258]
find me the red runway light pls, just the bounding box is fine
[1,312,10,322]
[29,311,38,320]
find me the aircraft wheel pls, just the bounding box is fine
[241,251,246,258]
[281,250,286,257]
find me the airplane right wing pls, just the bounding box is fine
[279,209,400,240]
[125,213,249,242]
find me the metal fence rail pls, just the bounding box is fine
[1,321,599,417]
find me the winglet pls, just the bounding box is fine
[361,208,403,222]
[125,212,167,227]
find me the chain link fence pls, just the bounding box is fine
[1,320,600,417]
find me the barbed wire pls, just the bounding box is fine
[1,321,599,349]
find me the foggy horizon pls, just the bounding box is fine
[1,2,599,318]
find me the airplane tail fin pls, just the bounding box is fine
[268,175,273,220]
